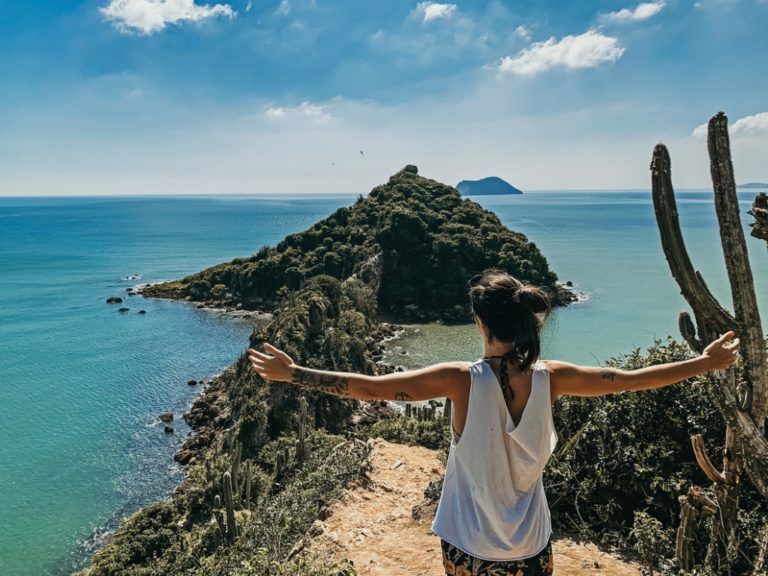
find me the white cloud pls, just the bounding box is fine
[100,0,235,35]
[514,25,531,40]
[245,1,252,12]
[693,112,768,138]
[263,101,331,124]
[497,30,624,76]
[414,2,457,23]
[603,1,666,22]
[276,0,290,15]
[265,107,287,119]
[692,122,708,138]
[733,112,768,136]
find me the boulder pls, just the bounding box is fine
[164,425,175,434]
[159,412,174,422]
[118,307,129,313]
[106,297,123,304]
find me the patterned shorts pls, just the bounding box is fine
[440,539,554,576]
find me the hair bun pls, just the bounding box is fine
[516,284,551,314]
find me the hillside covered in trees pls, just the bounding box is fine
[145,165,572,321]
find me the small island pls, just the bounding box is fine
[456,176,522,196]
[738,182,768,189]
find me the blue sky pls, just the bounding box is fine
[1,0,766,194]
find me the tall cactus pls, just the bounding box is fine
[231,441,242,490]
[296,396,311,464]
[222,471,238,544]
[244,461,252,510]
[213,494,227,549]
[651,112,768,572]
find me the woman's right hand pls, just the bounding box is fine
[248,343,296,382]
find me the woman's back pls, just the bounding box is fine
[431,359,558,562]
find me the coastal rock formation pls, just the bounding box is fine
[106,296,122,304]
[750,192,768,242]
[142,166,571,321]
[456,176,523,196]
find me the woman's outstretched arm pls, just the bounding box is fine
[248,343,468,402]
[548,331,740,399]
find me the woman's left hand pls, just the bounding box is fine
[248,343,296,382]
[700,331,740,371]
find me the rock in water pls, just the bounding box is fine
[106,296,123,304]
[456,176,523,196]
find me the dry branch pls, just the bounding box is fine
[692,435,726,484]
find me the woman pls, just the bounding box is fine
[248,271,739,575]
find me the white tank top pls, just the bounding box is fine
[431,359,558,561]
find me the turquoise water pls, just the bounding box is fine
[0,195,353,576]
[1,190,766,575]
[382,191,768,368]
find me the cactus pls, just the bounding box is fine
[213,525,222,549]
[296,396,311,464]
[222,471,238,544]
[245,462,252,510]
[231,441,242,484]
[444,398,452,422]
[212,494,227,548]
[651,112,768,571]
[275,446,292,481]
[405,403,412,418]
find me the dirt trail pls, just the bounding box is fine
[303,438,642,576]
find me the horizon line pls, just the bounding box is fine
[2,187,751,199]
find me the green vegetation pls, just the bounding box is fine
[548,339,766,574]
[144,165,569,321]
[371,339,768,575]
[367,413,450,452]
[77,430,370,576]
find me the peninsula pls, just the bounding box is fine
[144,165,570,321]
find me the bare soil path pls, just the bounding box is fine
[303,438,642,576]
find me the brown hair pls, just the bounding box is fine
[468,271,551,372]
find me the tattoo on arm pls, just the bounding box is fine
[600,370,617,382]
[292,368,351,397]
[394,391,413,401]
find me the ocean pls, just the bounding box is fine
[1,190,766,576]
